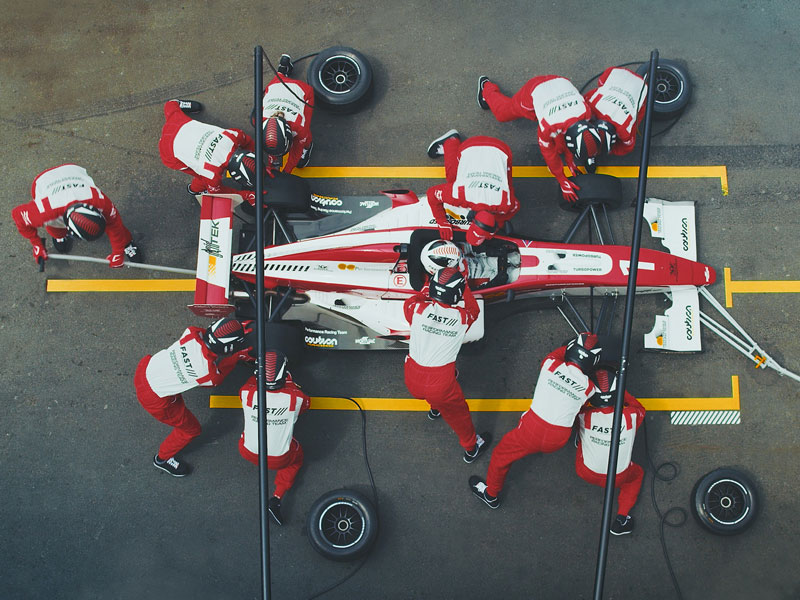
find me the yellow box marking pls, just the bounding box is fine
[724,267,800,308]
[210,376,740,412]
[47,279,196,292]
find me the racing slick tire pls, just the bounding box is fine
[307,488,379,561]
[691,468,759,535]
[307,47,373,113]
[559,173,623,211]
[636,59,692,120]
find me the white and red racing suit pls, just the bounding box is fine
[134,327,244,460]
[238,375,310,498]
[158,100,255,195]
[260,75,314,174]
[482,75,592,191]
[484,346,597,497]
[576,393,646,516]
[584,67,648,156]
[403,289,481,450]
[11,164,133,261]
[426,135,519,237]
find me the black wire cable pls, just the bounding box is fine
[260,48,317,109]
[642,421,686,600]
[307,397,379,600]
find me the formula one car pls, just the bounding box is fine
[190,172,715,354]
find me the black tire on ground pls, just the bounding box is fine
[558,173,623,211]
[306,47,373,113]
[691,468,758,535]
[636,59,692,120]
[307,488,378,561]
[262,171,311,212]
[236,318,305,365]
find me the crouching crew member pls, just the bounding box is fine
[403,267,491,462]
[134,318,251,476]
[576,367,646,535]
[469,333,601,508]
[584,66,647,157]
[11,164,141,268]
[238,351,310,526]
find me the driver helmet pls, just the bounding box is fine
[428,267,466,306]
[564,332,603,373]
[466,210,497,246]
[227,149,258,188]
[205,318,246,355]
[64,203,106,241]
[263,112,292,157]
[263,350,289,390]
[589,367,617,407]
[564,120,605,169]
[421,239,463,275]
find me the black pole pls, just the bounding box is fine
[254,46,272,600]
[592,49,659,600]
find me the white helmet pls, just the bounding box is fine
[421,239,462,275]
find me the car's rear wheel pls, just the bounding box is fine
[559,173,623,211]
[307,47,373,113]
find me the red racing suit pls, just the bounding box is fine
[158,100,255,195]
[134,327,243,460]
[238,375,310,498]
[403,289,481,450]
[576,393,646,516]
[260,75,314,173]
[426,135,519,235]
[584,67,648,156]
[11,164,133,260]
[482,75,592,190]
[484,346,597,497]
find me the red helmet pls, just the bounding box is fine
[421,239,462,275]
[466,210,497,246]
[589,367,617,407]
[428,267,466,305]
[205,318,246,355]
[564,120,605,169]
[64,203,106,241]
[227,149,258,187]
[263,350,289,390]
[263,114,291,157]
[564,332,602,373]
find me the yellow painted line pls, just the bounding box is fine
[210,376,740,412]
[297,165,728,195]
[47,279,195,292]
[723,267,800,308]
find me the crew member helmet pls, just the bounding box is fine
[564,120,605,169]
[263,113,292,157]
[263,350,289,390]
[594,119,617,153]
[205,318,246,355]
[64,203,106,241]
[428,267,466,306]
[466,210,498,246]
[589,367,617,407]
[564,332,602,373]
[227,149,258,188]
[421,239,462,275]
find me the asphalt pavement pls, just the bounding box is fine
[2,2,799,599]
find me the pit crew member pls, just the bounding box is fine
[426,131,519,246]
[476,75,614,203]
[584,66,647,157]
[238,350,310,526]
[576,367,646,535]
[469,333,601,508]
[134,318,251,477]
[403,267,491,462]
[259,54,314,173]
[11,164,141,268]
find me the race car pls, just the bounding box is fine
[189,172,715,353]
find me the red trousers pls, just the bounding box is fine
[239,437,304,498]
[485,410,571,497]
[404,357,477,451]
[134,356,202,460]
[482,81,535,123]
[575,453,644,516]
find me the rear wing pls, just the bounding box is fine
[189,195,237,317]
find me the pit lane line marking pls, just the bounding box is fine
[724,267,800,308]
[296,165,729,195]
[209,375,739,413]
[46,279,195,292]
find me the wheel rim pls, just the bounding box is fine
[704,478,750,525]
[653,69,684,106]
[318,56,361,95]
[318,500,365,549]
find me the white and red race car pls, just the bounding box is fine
[190,172,714,354]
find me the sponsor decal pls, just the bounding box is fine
[201,219,223,259]
[359,200,381,209]
[305,335,338,347]
[393,274,408,287]
[306,327,347,335]
[426,313,457,326]
[204,133,225,162]
[553,368,587,392]
[312,194,343,207]
[684,304,694,340]
[548,99,580,116]
[681,217,690,252]
[355,336,376,345]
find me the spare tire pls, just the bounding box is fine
[307,47,373,113]
[559,173,623,211]
[691,468,758,535]
[307,488,378,561]
[636,59,692,120]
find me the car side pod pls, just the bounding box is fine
[381,189,419,208]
